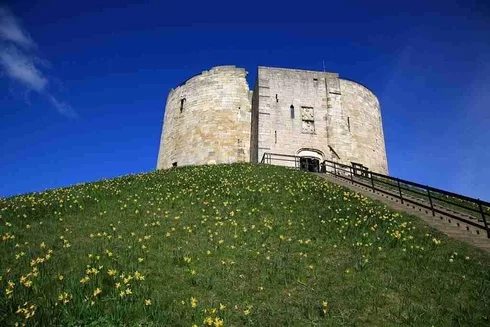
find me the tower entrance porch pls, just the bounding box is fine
[297,149,324,173]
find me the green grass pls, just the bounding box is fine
[1,163,490,326]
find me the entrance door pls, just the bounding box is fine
[300,157,320,172]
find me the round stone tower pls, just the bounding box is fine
[156,66,252,169]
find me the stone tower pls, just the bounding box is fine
[156,66,252,169]
[157,65,388,174]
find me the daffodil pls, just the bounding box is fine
[93,288,102,297]
[214,317,224,327]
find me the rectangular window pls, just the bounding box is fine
[301,106,315,133]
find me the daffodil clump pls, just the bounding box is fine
[1,163,489,326]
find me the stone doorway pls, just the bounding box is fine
[297,149,324,172]
[300,157,320,172]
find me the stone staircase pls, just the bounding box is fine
[316,173,490,252]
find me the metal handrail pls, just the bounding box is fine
[325,162,487,227]
[324,159,490,208]
[260,152,490,238]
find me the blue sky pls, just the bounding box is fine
[1,0,489,201]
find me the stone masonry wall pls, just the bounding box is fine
[254,67,336,167]
[250,82,260,163]
[340,79,388,174]
[254,66,388,174]
[156,66,251,169]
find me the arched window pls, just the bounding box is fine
[290,105,295,119]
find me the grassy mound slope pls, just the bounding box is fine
[1,163,489,326]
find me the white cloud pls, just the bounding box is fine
[48,95,78,118]
[0,7,35,49]
[0,46,47,92]
[0,7,77,118]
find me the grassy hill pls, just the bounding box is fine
[1,163,489,326]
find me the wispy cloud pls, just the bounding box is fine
[0,7,76,117]
[0,7,35,49]
[48,94,77,118]
[0,46,47,92]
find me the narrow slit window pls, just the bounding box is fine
[276,94,278,103]
[347,117,351,132]
[275,131,277,143]
[290,105,295,119]
[180,98,186,113]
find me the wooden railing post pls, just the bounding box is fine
[427,188,435,216]
[333,162,337,175]
[371,174,375,192]
[397,180,404,204]
[478,200,490,238]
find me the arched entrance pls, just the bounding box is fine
[296,149,324,172]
